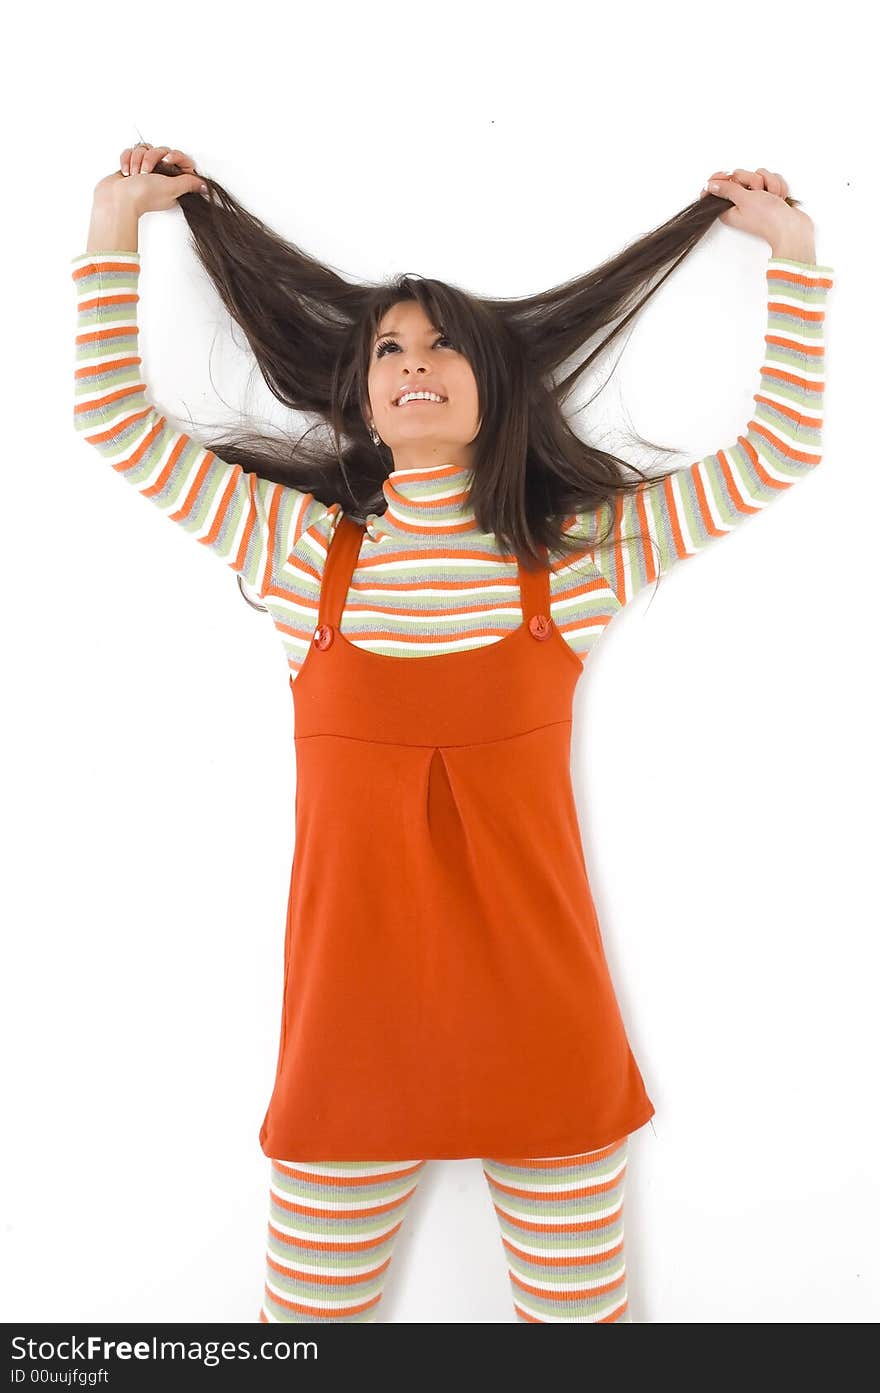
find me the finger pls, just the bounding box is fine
[730,167,767,190]
[768,168,789,198]
[705,176,747,203]
[174,173,209,199]
[162,148,196,173]
[128,142,151,175]
[755,166,785,197]
[726,168,755,188]
[141,145,172,174]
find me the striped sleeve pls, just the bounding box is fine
[71,249,335,596]
[563,257,835,606]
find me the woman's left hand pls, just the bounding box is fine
[700,166,815,259]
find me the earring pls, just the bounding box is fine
[369,423,382,446]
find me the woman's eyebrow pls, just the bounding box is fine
[374,326,439,341]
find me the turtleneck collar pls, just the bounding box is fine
[365,462,482,543]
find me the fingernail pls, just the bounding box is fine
[708,181,720,192]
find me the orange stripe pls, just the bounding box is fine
[82,403,153,463]
[271,1192,417,1222]
[748,422,822,469]
[266,542,610,607]
[137,424,183,490]
[268,602,608,638]
[765,332,825,357]
[599,1298,629,1322]
[379,515,479,536]
[306,624,520,646]
[266,559,322,603]
[351,543,520,570]
[383,462,470,483]
[548,566,613,595]
[253,471,273,593]
[72,383,146,420]
[292,495,341,550]
[606,494,627,599]
[501,1237,625,1268]
[273,1159,425,1186]
[487,1167,626,1202]
[510,1268,627,1302]
[711,446,758,517]
[74,325,138,348]
[766,266,832,289]
[493,1202,622,1235]
[760,364,825,395]
[689,461,726,544]
[383,477,472,512]
[71,258,140,279]
[323,594,532,618]
[633,486,655,583]
[74,354,142,379]
[486,1142,624,1168]
[298,504,342,550]
[661,472,688,566]
[260,505,342,599]
[263,1282,380,1319]
[151,437,256,571]
[267,573,539,607]
[166,442,224,524]
[512,1296,629,1321]
[554,615,606,639]
[266,1252,392,1287]
[753,391,822,431]
[267,1219,403,1254]
[75,292,138,312]
[766,297,826,321]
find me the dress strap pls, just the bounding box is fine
[318,511,365,629]
[516,542,552,622]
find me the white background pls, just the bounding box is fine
[2,0,877,1325]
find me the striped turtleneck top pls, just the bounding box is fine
[71,251,834,677]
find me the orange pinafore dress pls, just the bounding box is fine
[258,514,655,1161]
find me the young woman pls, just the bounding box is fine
[71,145,833,1322]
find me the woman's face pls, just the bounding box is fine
[366,299,481,468]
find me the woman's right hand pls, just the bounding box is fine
[93,141,208,217]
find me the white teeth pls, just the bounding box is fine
[396,391,445,406]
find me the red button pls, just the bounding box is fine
[313,623,334,650]
[529,614,552,640]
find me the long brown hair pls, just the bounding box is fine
[161,165,798,600]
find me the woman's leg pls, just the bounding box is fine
[481,1137,631,1322]
[259,1158,427,1322]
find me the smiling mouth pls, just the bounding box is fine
[393,394,448,407]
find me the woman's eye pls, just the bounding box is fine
[375,335,453,358]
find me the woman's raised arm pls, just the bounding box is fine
[562,255,835,606]
[71,156,334,598]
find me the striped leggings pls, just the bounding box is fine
[259,1137,630,1323]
